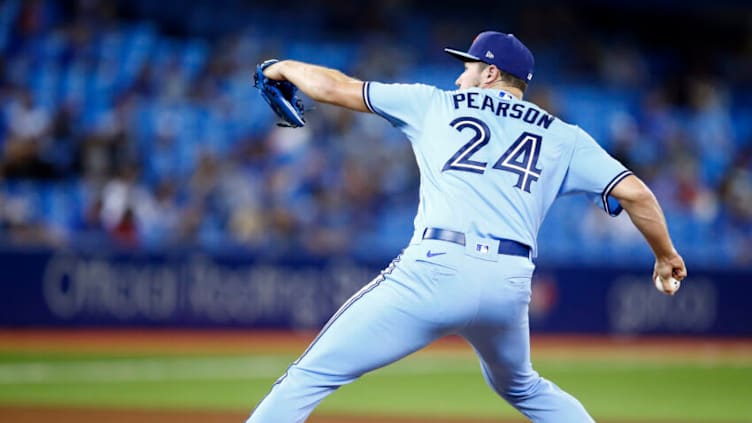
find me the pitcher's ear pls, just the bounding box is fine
[486,65,499,81]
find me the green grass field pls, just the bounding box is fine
[0,347,750,422]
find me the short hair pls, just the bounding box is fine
[480,62,528,92]
[497,68,528,92]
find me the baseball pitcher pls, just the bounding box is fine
[248,31,687,422]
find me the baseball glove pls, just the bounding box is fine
[253,59,306,128]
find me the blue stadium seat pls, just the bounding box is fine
[0,2,749,266]
[552,84,639,148]
[286,42,355,72]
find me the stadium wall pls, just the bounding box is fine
[0,250,748,336]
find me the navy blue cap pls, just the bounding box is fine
[445,31,534,83]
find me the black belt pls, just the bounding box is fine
[422,228,530,258]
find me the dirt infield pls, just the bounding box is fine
[0,330,750,423]
[1,329,751,360]
[0,406,521,423]
[0,405,719,423]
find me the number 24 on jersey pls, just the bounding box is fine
[442,116,543,193]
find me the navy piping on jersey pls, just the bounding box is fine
[363,81,376,113]
[268,253,402,389]
[601,170,633,216]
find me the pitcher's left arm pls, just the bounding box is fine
[263,60,368,112]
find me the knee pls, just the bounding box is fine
[280,363,353,389]
[502,374,546,403]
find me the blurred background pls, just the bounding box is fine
[0,0,750,334]
[1,1,751,422]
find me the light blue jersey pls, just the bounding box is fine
[364,82,631,257]
[249,81,625,423]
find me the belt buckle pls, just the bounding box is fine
[464,235,499,262]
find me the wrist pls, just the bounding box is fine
[656,248,678,261]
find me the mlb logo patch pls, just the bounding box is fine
[476,244,490,254]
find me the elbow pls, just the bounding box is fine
[610,175,655,207]
[619,182,655,209]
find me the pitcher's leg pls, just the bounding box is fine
[464,319,594,423]
[247,258,443,422]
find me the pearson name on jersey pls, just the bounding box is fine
[452,92,554,129]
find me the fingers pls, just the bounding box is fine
[664,277,681,296]
[653,254,686,296]
[671,255,687,281]
[261,60,285,80]
[673,267,687,280]
[653,260,672,280]
[653,274,679,296]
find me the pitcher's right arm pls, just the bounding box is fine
[609,175,687,295]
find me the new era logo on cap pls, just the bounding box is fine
[445,31,535,82]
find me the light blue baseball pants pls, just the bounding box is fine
[247,236,594,422]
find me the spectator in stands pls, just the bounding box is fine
[1,88,55,179]
[0,0,748,266]
[99,164,150,248]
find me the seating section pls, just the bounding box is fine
[1,0,750,266]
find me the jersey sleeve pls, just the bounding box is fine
[363,82,437,140]
[560,127,632,216]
